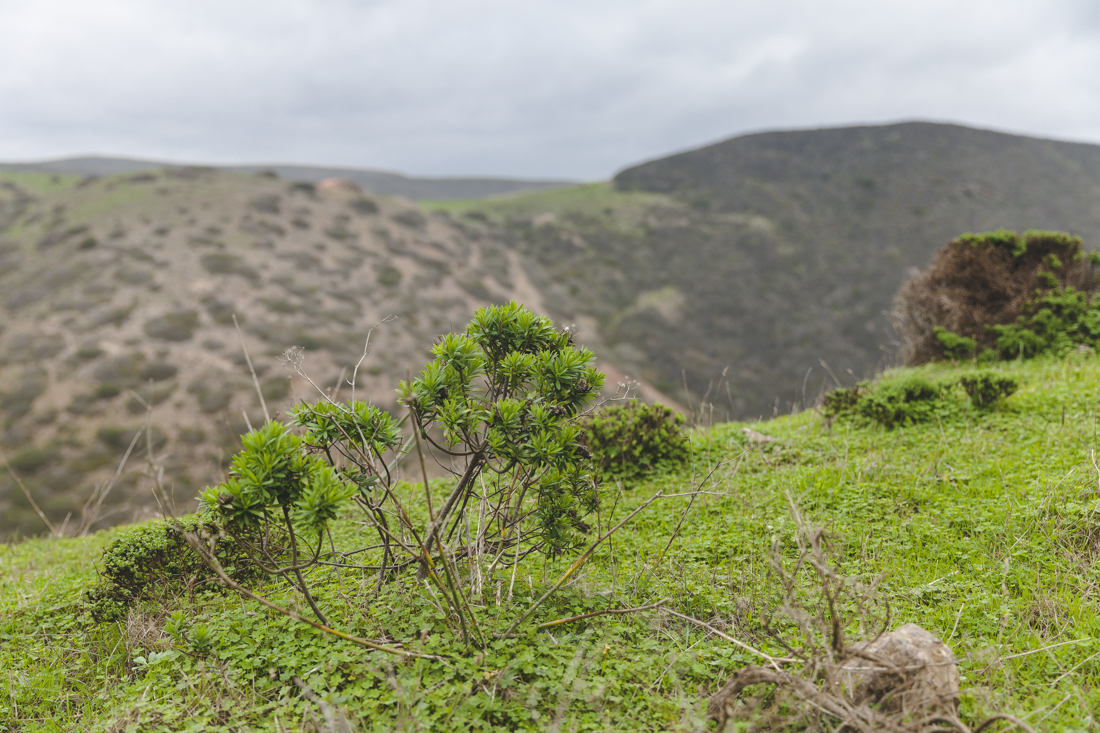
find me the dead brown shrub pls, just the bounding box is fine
[892,230,1100,365]
[122,608,171,655]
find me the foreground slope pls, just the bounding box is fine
[2,354,1098,730]
[433,123,1100,418]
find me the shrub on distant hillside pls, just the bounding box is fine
[349,197,378,215]
[893,230,1100,364]
[580,401,690,479]
[144,310,200,342]
[376,263,402,286]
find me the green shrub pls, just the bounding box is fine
[821,382,867,420]
[197,419,386,624]
[187,380,235,413]
[350,197,378,215]
[249,195,281,214]
[93,383,122,399]
[75,340,104,360]
[855,375,943,428]
[579,401,689,479]
[933,327,976,360]
[894,229,1100,364]
[260,376,290,401]
[959,371,1018,410]
[9,446,52,473]
[990,287,1100,359]
[957,228,1025,256]
[96,424,167,453]
[202,297,238,325]
[140,360,179,382]
[397,302,605,556]
[0,366,48,418]
[199,420,363,534]
[144,310,200,341]
[85,515,255,623]
[392,210,426,230]
[377,264,402,286]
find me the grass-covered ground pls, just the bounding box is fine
[4,354,1100,731]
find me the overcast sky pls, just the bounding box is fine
[1,0,1098,179]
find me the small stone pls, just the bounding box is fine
[742,427,776,444]
[840,623,960,717]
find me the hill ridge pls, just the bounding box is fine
[0,156,574,201]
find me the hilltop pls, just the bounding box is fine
[0,156,573,201]
[431,122,1100,418]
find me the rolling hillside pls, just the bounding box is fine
[432,122,1100,418]
[0,168,642,541]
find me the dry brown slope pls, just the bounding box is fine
[0,168,641,541]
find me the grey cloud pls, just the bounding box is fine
[0,0,1098,178]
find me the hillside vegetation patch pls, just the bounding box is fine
[824,368,1019,428]
[894,229,1100,364]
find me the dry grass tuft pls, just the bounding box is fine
[122,608,171,655]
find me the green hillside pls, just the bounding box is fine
[429,123,1100,419]
[3,353,1099,730]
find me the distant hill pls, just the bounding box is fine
[431,122,1100,418]
[0,156,574,201]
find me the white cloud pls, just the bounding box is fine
[0,0,1097,177]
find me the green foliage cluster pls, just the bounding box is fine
[933,287,1100,363]
[824,369,1018,427]
[933,326,977,360]
[959,371,1019,410]
[398,301,605,555]
[579,400,690,479]
[850,374,945,428]
[957,227,1028,256]
[990,287,1100,359]
[182,302,607,643]
[83,515,254,622]
[199,420,364,533]
[907,230,1100,365]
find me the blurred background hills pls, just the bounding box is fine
[0,156,572,200]
[3,120,1100,539]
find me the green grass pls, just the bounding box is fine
[423,181,672,227]
[4,354,1100,730]
[0,170,83,195]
